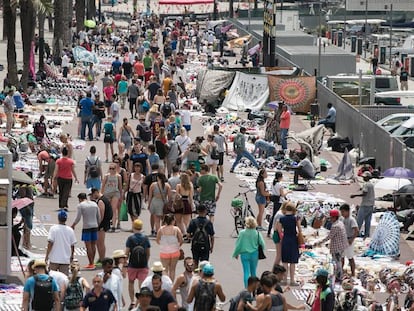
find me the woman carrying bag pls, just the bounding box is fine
[232,216,266,287]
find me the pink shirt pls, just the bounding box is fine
[280,111,291,129]
[103,86,115,101]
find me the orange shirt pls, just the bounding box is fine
[56,157,75,179]
[134,61,144,76]
[162,77,172,95]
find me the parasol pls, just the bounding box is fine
[12,197,34,210]
[383,167,414,179]
[393,184,414,210]
[268,101,279,109]
[73,46,99,64]
[368,212,400,256]
[84,19,96,28]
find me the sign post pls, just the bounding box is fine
[263,0,276,67]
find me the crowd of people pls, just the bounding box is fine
[10,6,378,311]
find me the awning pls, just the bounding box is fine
[12,170,34,184]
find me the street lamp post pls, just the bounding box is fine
[389,4,393,69]
[364,0,368,58]
[343,0,347,49]
[317,3,322,77]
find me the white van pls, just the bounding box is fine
[375,91,414,107]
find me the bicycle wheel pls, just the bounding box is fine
[234,213,245,235]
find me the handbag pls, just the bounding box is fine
[297,231,305,246]
[120,200,128,221]
[179,248,185,260]
[173,193,184,212]
[158,183,174,214]
[257,232,266,260]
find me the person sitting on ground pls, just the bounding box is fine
[318,103,336,132]
[289,151,315,185]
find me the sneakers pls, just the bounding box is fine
[256,226,266,231]
[109,227,116,233]
[230,169,234,173]
[220,177,224,182]
[84,264,96,270]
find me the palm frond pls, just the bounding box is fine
[32,0,54,14]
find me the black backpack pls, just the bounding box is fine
[64,277,83,310]
[98,196,113,224]
[161,103,172,119]
[137,123,152,142]
[192,220,210,252]
[129,236,148,268]
[195,280,216,311]
[32,275,54,311]
[210,145,220,160]
[87,156,100,178]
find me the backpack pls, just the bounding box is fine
[129,235,148,268]
[32,275,54,311]
[142,101,150,112]
[64,277,83,310]
[87,156,100,178]
[98,196,113,224]
[168,122,179,139]
[233,134,244,153]
[229,290,251,311]
[195,280,216,311]
[191,220,210,252]
[137,123,152,142]
[210,145,220,160]
[161,103,172,119]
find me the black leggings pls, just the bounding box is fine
[129,98,137,117]
[267,201,282,235]
[127,191,142,217]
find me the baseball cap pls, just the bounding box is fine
[58,210,68,221]
[315,268,329,278]
[203,264,214,276]
[135,287,152,299]
[195,260,210,273]
[329,209,340,218]
[133,219,143,231]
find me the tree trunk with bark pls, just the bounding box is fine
[38,11,45,72]
[62,0,72,47]
[20,0,36,90]
[53,0,63,65]
[4,0,18,86]
[86,0,95,20]
[75,0,85,34]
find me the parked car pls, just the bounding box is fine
[375,91,414,107]
[376,113,414,131]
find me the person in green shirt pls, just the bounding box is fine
[197,164,222,223]
[143,50,153,72]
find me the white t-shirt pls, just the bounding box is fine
[49,270,69,292]
[175,135,192,153]
[271,183,284,203]
[141,274,173,292]
[176,68,186,84]
[110,101,120,124]
[180,110,191,126]
[47,224,77,264]
[98,272,122,307]
[62,55,70,68]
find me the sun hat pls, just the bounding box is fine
[32,259,47,269]
[133,219,143,231]
[202,263,214,276]
[112,249,127,259]
[151,261,166,272]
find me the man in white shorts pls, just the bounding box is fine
[340,204,359,277]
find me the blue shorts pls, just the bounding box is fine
[86,178,101,190]
[255,193,267,205]
[183,124,191,132]
[82,228,98,242]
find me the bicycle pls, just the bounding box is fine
[231,185,256,235]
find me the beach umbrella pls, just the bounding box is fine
[383,167,414,179]
[394,184,414,210]
[268,101,279,109]
[84,20,96,28]
[12,197,34,210]
[374,177,411,191]
[73,46,99,64]
[368,212,400,256]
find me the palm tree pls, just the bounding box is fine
[53,0,64,65]
[20,0,37,89]
[75,0,85,34]
[4,0,18,87]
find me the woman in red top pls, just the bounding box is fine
[53,147,78,211]
[279,104,291,151]
[103,81,115,114]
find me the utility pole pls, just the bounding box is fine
[364,0,368,58]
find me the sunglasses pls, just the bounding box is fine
[109,167,116,170]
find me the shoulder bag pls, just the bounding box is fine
[257,231,266,260]
[158,183,174,214]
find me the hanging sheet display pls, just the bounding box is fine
[158,0,214,14]
[197,70,235,104]
[268,76,316,113]
[222,72,269,111]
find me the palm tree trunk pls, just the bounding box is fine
[62,0,72,47]
[4,0,18,86]
[20,0,36,90]
[53,0,63,64]
[38,11,45,72]
[86,0,96,20]
[75,0,85,34]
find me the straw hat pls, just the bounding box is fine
[112,249,127,259]
[151,261,166,272]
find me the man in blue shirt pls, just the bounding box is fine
[80,92,95,141]
[111,56,122,75]
[318,103,336,132]
[22,259,60,311]
[81,274,117,311]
